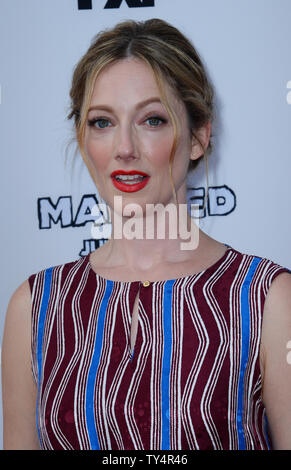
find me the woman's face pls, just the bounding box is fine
[83,58,197,215]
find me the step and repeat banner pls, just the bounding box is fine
[0,0,290,447]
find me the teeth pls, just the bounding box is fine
[115,174,146,182]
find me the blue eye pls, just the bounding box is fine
[145,116,166,127]
[88,118,111,129]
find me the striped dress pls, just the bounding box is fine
[28,246,290,450]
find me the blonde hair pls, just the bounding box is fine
[67,18,215,207]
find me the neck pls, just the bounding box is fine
[104,206,200,271]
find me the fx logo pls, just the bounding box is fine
[78,0,154,9]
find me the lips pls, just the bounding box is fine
[110,170,150,193]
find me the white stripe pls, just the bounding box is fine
[124,300,152,449]
[200,252,234,449]
[181,271,209,449]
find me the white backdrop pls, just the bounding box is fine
[1,0,291,449]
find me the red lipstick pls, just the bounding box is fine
[110,170,150,193]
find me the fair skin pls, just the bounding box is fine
[2,281,40,449]
[2,57,291,449]
[84,58,224,280]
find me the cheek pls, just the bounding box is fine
[148,133,191,177]
[143,133,174,168]
[172,132,192,169]
[84,136,110,171]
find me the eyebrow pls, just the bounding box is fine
[88,97,162,113]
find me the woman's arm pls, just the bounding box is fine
[261,272,291,450]
[1,280,40,449]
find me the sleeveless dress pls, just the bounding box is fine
[28,246,291,450]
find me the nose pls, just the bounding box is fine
[114,123,137,163]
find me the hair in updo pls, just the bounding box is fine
[67,18,215,203]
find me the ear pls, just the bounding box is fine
[190,121,211,160]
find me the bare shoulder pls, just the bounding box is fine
[2,279,32,374]
[3,280,32,340]
[261,271,291,449]
[2,279,32,377]
[2,279,40,449]
[267,270,291,294]
[261,271,291,363]
[7,278,32,310]
[263,271,291,324]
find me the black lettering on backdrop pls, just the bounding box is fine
[38,186,237,230]
[78,0,154,9]
[79,239,108,257]
[74,194,99,226]
[38,196,73,229]
[187,185,237,218]
[78,0,92,9]
[37,187,236,256]
[187,187,206,219]
[38,194,99,229]
[207,185,236,216]
[104,0,154,8]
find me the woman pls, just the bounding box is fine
[2,18,291,450]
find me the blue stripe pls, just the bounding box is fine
[85,280,113,450]
[264,414,271,449]
[36,267,54,447]
[161,280,175,450]
[237,257,261,449]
